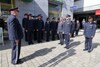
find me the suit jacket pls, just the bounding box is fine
[50,21,57,31]
[7,15,23,40]
[22,18,28,30]
[45,21,50,32]
[27,19,34,31]
[63,20,71,35]
[36,19,44,31]
[83,22,96,38]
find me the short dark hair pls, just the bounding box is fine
[24,13,28,16]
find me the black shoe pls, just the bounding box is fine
[61,43,64,45]
[58,43,61,44]
[64,46,69,49]
[12,59,23,65]
[83,49,88,51]
[17,59,23,64]
[88,50,92,53]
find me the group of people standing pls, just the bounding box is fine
[7,7,96,65]
[22,13,80,45]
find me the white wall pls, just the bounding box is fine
[75,0,100,12]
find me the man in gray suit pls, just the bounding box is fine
[63,15,71,49]
[7,7,23,65]
[57,17,64,45]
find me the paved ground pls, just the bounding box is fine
[0,30,100,67]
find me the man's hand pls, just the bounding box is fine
[15,40,19,45]
[91,36,94,38]
[26,30,28,32]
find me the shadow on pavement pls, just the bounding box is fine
[39,49,76,67]
[21,47,56,62]
[93,43,100,49]
[39,41,83,67]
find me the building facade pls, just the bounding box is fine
[0,0,74,23]
[74,0,100,28]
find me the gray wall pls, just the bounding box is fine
[15,0,48,24]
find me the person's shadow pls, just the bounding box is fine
[39,49,76,67]
[70,41,83,48]
[21,47,56,62]
[39,41,83,67]
[92,43,100,50]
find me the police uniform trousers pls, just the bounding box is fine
[46,31,50,41]
[24,31,28,41]
[85,37,92,51]
[27,31,33,44]
[34,31,37,41]
[37,30,42,43]
[75,29,79,36]
[11,40,21,64]
[65,34,70,48]
[51,30,56,40]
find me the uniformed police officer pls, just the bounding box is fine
[83,16,96,53]
[34,16,38,41]
[36,14,44,43]
[63,15,71,49]
[22,13,28,42]
[45,17,51,42]
[7,7,23,64]
[27,14,34,45]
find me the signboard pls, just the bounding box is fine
[96,9,100,16]
[70,5,77,11]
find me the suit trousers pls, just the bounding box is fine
[11,40,21,64]
[65,34,70,48]
[85,37,92,51]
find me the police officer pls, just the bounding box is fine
[45,17,51,42]
[22,13,28,42]
[36,15,44,43]
[50,17,57,41]
[83,16,96,53]
[63,15,71,49]
[7,7,23,64]
[27,14,34,45]
[34,16,38,41]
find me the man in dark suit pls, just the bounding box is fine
[50,17,57,41]
[45,17,51,42]
[27,14,34,45]
[36,15,44,43]
[22,13,28,42]
[7,7,23,65]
